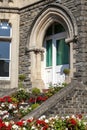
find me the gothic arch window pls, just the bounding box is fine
[0,21,11,79]
[29,5,77,89]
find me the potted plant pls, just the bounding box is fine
[63,68,70,83]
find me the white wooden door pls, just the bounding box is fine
[41,23,69,88]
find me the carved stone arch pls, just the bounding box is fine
[28,4,78,90]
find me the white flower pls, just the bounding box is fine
[0,110,3,115]
[83,122,87,125]
[29,117,33,121]
[49,117,55,120]
[61,116,65,120]
[55,115,59,119]
[66,116,70,119]
[39,115,46,120]
[22,121,26,126]
[9,103,13,109]
[45,119,49,123]
[12,124,19,130]
[31,125,36,129]
[19,106,24,109]
[28,107,32,110]
[71,115,76,119]
[5,122,9,126]
[1,103,5,107]
[13,110,18,113]
[3,114,9,119]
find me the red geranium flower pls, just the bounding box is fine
[16,121,24,127]
[69,118,77,126]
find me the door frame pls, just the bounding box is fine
[42,31,69,86]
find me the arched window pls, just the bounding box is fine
[0,21,11,78]
[45,23,69,67]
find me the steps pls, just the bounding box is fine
[22,80,87,119]
[0,88,17,97]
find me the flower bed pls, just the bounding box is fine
[0,93,48,121]
[0,114,87,130]
[0,86,63,121]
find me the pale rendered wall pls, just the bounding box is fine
[0,13,20,89]
[0,0,41,8]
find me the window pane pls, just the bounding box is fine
[0,60,9,77]
[46,39,52,67]
[46,26,52,36]
[0,22,11,37]
[54,23,65,34]
[0,41,10,59]
[56,39,69,65]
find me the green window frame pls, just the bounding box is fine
[46,39,52,67]
[56,39,69,65]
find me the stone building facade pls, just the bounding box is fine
[0,0,87,90]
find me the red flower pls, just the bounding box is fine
[76,114,82,119]
[42,125,48,130]
[36,119,48,127]
[5,124,12,130]
[27,119,33,123]
[16,121,24,127]
[0,96,12,103]
[0,122,6,129]
[37,96,48,102]
[69,118,77,126]
[0,98,5,102]
[29,98,35,103]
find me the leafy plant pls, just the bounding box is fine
[32,88,41,104]
[18,74,26,89]
[12,90,30,102]
[32,87,40,96]
[54,119,66,130]
[31,103,40,110]
[19,74,26,81]
[63,68,70,75]
[11,97,19,103]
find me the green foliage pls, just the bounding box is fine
[19,107,32,117]
[54,119,66,130]
[19,74,26,81]
[18,82,24,89]
[11,97,19,103]
[12,90,30,102]
[32,87,40,96]
[31,103,40,110]
[78,121,86,130]
[63,68,70,75]
[62,82,68,87]
[45,84,64,97]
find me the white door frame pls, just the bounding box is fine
[42,31,70,87]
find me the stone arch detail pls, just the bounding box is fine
[28,4,78,89]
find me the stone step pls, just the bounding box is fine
[0,88,17,97]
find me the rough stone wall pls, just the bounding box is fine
[19,0,55,88]
[19,0,87,87]
[45,82,87,117]
[58,0,87,84]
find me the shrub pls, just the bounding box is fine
[19,74,26,81]
[63,68,70,75]
[32,87,41,96]
[31,103,40,110]
[12,90,30,102]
